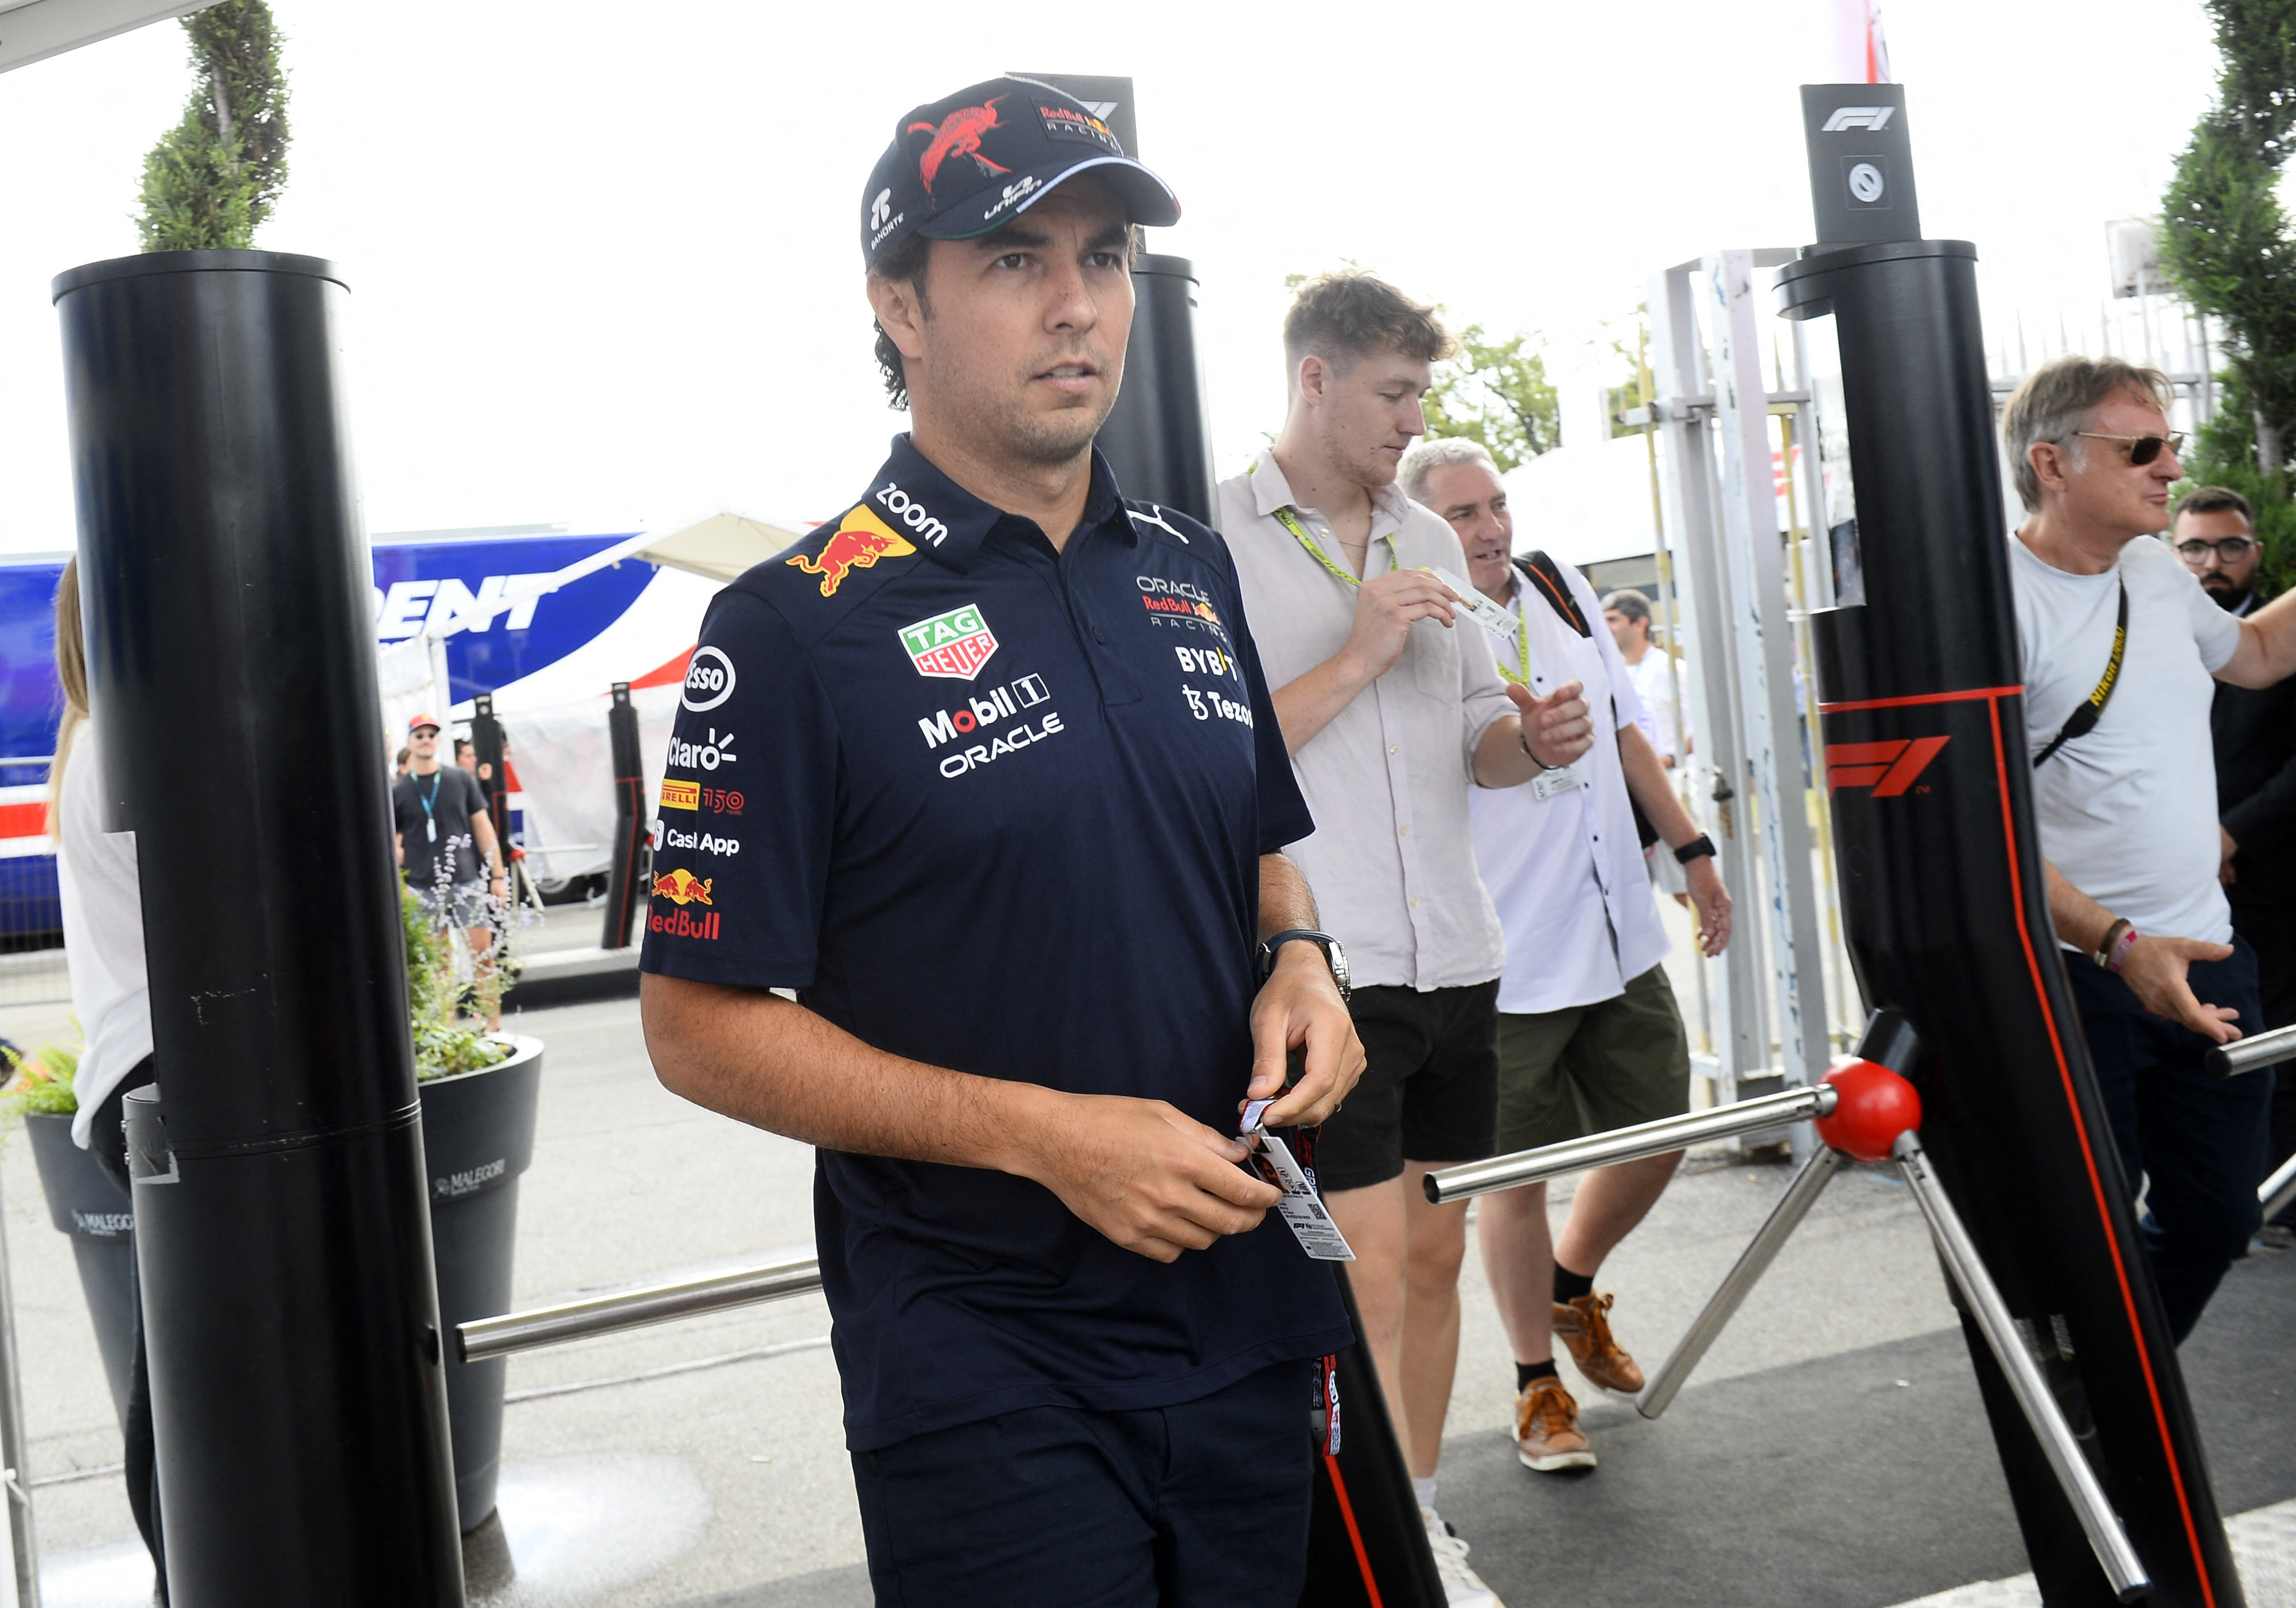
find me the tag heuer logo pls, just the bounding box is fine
[900,604,999,680]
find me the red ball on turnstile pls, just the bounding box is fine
[1813,1059,1922,1162]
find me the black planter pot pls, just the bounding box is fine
[417,1035,543,1532]
[24,1109,137,1424]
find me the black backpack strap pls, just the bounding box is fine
[2033,576,2128,769]
[1515,552,1592,637]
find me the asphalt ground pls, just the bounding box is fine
[8,971,2292,1607]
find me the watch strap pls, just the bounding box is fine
[1674,834,1717,866]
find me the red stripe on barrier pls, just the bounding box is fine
[1321,1451,1385,1608]
[1818,684,2023,712]
[1984,696,2217,1604]
[0,801,43,838]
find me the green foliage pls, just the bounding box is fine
[1422,326,1562,474]
[402,885,510,1083]
[2159,0,2296,587]
[1,1039,83,1133]
[135,0,291,252]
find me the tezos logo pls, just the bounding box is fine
[870,188,892,231]
[1822,106,1896,132]
[1826,737,1948,797]
[683,645,736,711]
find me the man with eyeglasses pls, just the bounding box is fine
[2003,357,2296,1338]
[2176,484,2296,1241]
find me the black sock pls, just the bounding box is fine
[1553,1263,1595,1305]
[1515,1359,1559,1392]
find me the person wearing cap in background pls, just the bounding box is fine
[392,713,507,1029]
[1401,436,1730,1478]
[638,77,1363,1604]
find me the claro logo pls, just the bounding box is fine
[1827,737,1949,797]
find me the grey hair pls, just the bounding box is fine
[1601,589,1652,624]
[1398,436,1499,505]
[1999,355,2173,512]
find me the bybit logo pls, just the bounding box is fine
[1826,737,1949,797]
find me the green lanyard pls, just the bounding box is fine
[1270,504,1390,589]
[1492,591,1532,687]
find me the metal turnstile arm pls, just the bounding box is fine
[1894,1134,2149,1602]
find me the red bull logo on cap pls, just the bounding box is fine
[787,507,917,598]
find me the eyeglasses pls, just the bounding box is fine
[2073,430,2186,466]
[2175,536,2257,563]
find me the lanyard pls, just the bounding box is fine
[418,771,442,842]
[1271,505,1388,588]
[1492,587,1533,686]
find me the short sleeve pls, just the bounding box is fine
[1216,554,1315,854]
[639,587,840,990]
[457,770,491,826]
[2182,562,2243,673]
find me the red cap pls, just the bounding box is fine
[407,713,441,734]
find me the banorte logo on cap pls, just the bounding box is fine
[908,95,1009,194]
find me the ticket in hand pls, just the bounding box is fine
[1427,566,1520,640]
[1238,1100,1354,1261]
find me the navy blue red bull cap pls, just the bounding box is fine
[861,76,1180,268]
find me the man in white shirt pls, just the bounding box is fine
[2003,355,2296,1340]
[1599,589,1688,767]
[1402,438,1731,1472]
[1219,271,1593,1603]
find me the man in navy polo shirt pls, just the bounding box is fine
[640,78,1365,1605]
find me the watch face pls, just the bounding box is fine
[1326,939,1349,989]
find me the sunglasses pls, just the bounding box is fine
[2073,430,2186,466]
[2175,537,2257,563]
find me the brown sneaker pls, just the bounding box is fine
[1514,1376,1596,1471]
[1552,1292,1644,1395]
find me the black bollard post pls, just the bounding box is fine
[56,250,464,1604]
[601,682,646,949]
[1782,87,2238,1607]
[1095,254,1219,525]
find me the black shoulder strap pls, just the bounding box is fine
[1514,552,1591,637]
[2033,576,2128,769]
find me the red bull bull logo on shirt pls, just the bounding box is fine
[900,604,999,681]
[652,867,714,906]
[787,507,917,598]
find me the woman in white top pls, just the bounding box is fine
[50,556,165,1592]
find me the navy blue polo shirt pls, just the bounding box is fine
[640,434,1351,1451]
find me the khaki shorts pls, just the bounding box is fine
[1495,964,1691,1155]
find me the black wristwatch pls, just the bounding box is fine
[1259,929,1351,1001]
[1674,834,1717,866]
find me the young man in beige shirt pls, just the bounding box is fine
[1218,271,1592,1605]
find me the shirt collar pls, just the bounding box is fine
[1247,450,1411,532]
[869,434,1130,573]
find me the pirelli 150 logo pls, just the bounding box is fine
[1826,737,1949,797]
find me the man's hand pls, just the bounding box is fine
[1685,854,1732,957]
[2220,825,2239,886]
[1019,1096,1282,1263]
[2119,935,2241,1043]
[1245,942,1366,1128]
[1339,570,1457,684]
[1504,678,1594,769]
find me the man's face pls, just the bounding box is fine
[1420,459,1513,597]
[1603,608,1648,656]
[2173,507,2259,598]
[408,727,439,763]
[875,178,1135,468]
[1306,347,1433,491]
[2038,390,2183,539]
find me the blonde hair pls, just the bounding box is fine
[1999,356,2173,512]
[49,557,87,842]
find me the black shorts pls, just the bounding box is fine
[850,1358,1314,1607]
[1313,980,1501,1193]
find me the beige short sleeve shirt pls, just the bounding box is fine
[1217,454,1512,991]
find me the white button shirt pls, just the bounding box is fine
[1470,559,1673,1015]
[1219,456,1512,991]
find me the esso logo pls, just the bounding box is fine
[682,646,736,712]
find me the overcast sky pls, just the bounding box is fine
[0,0,2229,552]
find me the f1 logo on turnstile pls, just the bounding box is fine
[1827,737,1950,797]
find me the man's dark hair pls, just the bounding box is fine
[1283,271,1456,387]
[867,223,1146,410]
[2172,484,2254,527]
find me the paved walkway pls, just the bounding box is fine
[9,987,2292,1607]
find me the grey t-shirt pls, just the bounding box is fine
[394,766,489,891]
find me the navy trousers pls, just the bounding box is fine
[2065,935,2274,1342]
[850,1358,1314,1607]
